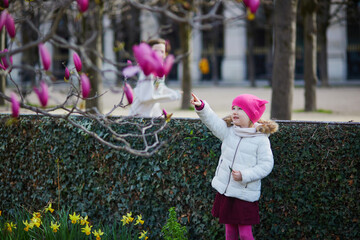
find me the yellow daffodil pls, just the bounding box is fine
[33,212,41,218]
[121,215,128,226]
[30,216,41,228]
[5,222,16,233]
[81,223,92,235]
[69,212,80,224]
[0,210,2,216]
[139,230,148,239]
[93,229,104,240]
[121,212,135,225]
[32,212,41,218]
[45,203,54,213]
[23,220,33,232]
[50,221,60,233]
[126,212,134,223]
[135,214,144,225]
[80,215,89,225]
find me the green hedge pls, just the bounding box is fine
[0,115,359,239]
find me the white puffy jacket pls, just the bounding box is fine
[196,102,274,202]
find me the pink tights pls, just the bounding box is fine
[225,224,254,240]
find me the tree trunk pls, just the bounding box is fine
[84,2,104,113]
[247,20,256,87]
[317,0,330,87]
[318,26,328,87]
[0,30,5,106]
[271,0,298,120]
[263,3,274,86]
[19,5,40,97]
[304,5,318,112]
[211,45,219,86]
[180,22,192,110]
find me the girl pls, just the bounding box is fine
[190,93,278,240]
[129,38,181,117]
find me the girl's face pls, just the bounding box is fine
[231,105,251,128]
[152,43,166,60]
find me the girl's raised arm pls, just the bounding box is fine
[192,93,229,141]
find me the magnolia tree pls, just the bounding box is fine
[128,0,261,109]
[0,0,261,156]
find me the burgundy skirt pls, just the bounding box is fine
[212,193,260,225]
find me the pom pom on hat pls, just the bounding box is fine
[232,94,268,123]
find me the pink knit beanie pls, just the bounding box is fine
[232,94,269,123]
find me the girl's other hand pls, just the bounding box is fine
[232,170,243,181]
[190,93,202,106]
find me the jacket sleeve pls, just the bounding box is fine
[240,137,274,183]
[195,101,229,141]
[134,74,181,104]
[152,84,181,103]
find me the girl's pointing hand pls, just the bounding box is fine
[190,93,202,106]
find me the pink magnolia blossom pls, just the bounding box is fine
[151,51,165,77]
[64,67,70,81]
[76,0,89,13]
[80,73,90,98]
[122,65,141,78]
[5,12,15,38]
[0,48,13,71]
[162,108,173,122]
[122,59,140,77]
[248,0,260,13]
[123,82,134,104]
[164,55,175,74]
[133,43,156,76]
[11,92,19,118]
[158,55,174,78]
[132,43,175,77]
[73,52,82,72]
[243,0,250,6]
[3,0,8,8]
[39,43,51,71]
[162,109,167,117]
[0,10,7,30]
[34,81,49,107]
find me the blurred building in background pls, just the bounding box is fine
[10,1,360,87]
[105,1,359,85]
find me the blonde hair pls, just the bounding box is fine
[147,38,170,54]
[223,115,279,134]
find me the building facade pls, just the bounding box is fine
[10,1,360,87]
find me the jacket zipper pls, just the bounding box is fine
[223,138,242,194]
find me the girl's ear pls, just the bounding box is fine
[249,120,254,128]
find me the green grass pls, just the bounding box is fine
[294,109,333,114]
